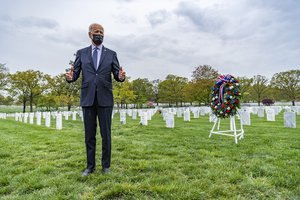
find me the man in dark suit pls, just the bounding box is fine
[65,23,126,176]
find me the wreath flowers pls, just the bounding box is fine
[210,74,241,118]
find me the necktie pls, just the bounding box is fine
[93,47,98,70]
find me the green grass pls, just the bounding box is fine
[0,111,299,199]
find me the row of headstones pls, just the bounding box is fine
[2,111,84,130]
[114,107,212,128]
[114,106,298,129]
[162,107,212,128]
[238,106,298,128]
[114,107,214,128]
[117,109,157,126]
[1,106,298,129]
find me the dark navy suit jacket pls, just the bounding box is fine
[68,45,125,107]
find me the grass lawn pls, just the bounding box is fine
[0,111,299,199]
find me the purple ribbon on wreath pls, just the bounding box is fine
[216,74,232,104]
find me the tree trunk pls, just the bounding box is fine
[23,101,26,113]
[68,104,71,111]
[292,100,295,106]
[30,96,33,112]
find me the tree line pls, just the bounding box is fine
[0,63,299,112]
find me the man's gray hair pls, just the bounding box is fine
[89,23,103,32]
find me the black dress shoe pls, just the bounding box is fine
[82,169,94,177]
[102,168,110,174]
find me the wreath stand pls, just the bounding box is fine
[209,114,244,144]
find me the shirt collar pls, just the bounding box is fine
[92,44,103,51]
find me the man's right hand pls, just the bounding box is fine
[65,65,74,81]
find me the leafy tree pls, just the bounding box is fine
[0,95,14,105]
[0,63,9,90]
[193,79,216,105]
[192,65,219,81]
[271,70,300,106]
[132,78,153,108]
[50,74,80,110]
[190,65,219,105]
[113,77,135,109]
[38,94,57,111]
[151,79,161,106]
[182,81,195,105]
[237,76,253,103]
[158,74,188,106]
[119,79,135,108]
[251,75,269,106]
[9,70,50,112]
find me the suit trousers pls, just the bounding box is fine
[82,94,113,170]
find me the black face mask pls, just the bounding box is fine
[92,34,103,46]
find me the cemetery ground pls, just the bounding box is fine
[0,112,299,199]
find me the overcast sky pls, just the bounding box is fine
[0,0,299,81]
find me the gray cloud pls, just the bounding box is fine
[43,28,87,47]
[0,0,299,81]
[147,10,170,27]
[175,1,223,33]
[15,16,59,29]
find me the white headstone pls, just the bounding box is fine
[72,111,77,120]
[184,109,190,122]
[56,113,62,130]
[200,107,206,116]
[19,113,23,122]
[78,111,83,121]
[64,111,69,120]
[127,109,132,117]
[24,113,29,123]
[147,110,152,121]
[165,112,175,128]
[140,112,148,126]
[132,109,137,120]
[209,112,217,123]
[257,108,264,118]
[177,109,183,118]
[51,111,57,119]
[284,112,296,128]
[45,112,51,127]
[266,109,275,121]
[15,113,19,121]
[193,109,200,118]
[240,111,251,125]
[120,110,126,125]
[296,107,300,115]
[36,112,41,125]
[251,107,258,114]
[29,113,34,124]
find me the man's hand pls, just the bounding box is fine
[119,66,126,81]
[65,65,74,81]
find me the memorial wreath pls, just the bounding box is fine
[210,74,241,118]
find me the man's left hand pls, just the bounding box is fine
[119,66,126,81]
